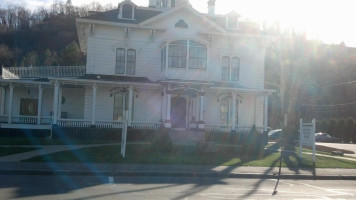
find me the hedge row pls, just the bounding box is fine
[316,117,356,143]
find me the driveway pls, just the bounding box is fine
[316,142,356,158]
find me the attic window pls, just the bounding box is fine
[118,2,136,20]
[122,4,133,19]
[226,14,239,30]
[175,19,188,28]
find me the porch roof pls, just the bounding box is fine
[159,79,212,85]
[50,74,161,88]
[78,74,155,83]
[0,78,51,85]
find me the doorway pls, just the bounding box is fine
[171,97,187,128]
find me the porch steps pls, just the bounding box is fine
[168,130,205,145]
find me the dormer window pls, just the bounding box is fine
[122,4,133,19]
[118,0,136,20]
[226,12,240,30]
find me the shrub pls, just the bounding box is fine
[243,125,264,157]
[319,119,329,133]
[345,117,354,143]
[336,118,346,142]
[150,128,172,153]
[352,122,356,143]
[328,118,337,137]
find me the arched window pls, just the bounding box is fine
[126,49,136,75]
[166,40,207,70]
[122,4,133,19]
[115,48,136,75]
[116,48,125,74]
[221,56,239,81]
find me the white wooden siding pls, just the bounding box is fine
[85,10,266,88]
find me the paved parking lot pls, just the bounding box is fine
[317,142,356,157]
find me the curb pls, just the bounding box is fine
[1,169,356,180]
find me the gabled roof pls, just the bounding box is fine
[139,3,226,33]
[82,8,162,24]
[79,3,259,34]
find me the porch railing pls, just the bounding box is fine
[2,66,86,79]
[96,121,123,128]
[131,122,161,130]
[40,117,52,125]
[0,115,8,123]
[11,115,37,124]
[205,125,264,133]
[57,119,91,128]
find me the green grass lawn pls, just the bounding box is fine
[23,144,356,168]
[0,137,119,146]
[0,147,39,157]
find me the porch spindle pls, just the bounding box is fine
[232,91,236,131]
[8,83,14,124]
[0,87,5,115]
[37,85,43,125]
[128,85,133,126]
[57,86,62,119]
[91,83,97,126]
[264,95,268,132]
[199,94,204,122]
[52,81,59,125]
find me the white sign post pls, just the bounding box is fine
[121,111,128,158]
[299,119,316,164]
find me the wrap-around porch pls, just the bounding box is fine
[0,78,269,133]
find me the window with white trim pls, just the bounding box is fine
[221,56,239,81]
[165,40,207,70]
[113,93,134,121]
[226,13,239,30]
[122,4,133,19]
[220,98,238,125]
[115,48,136,75]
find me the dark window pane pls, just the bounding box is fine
[122,4,133,19]
[126,49,136,75]
[116,48,125,74]
[231,57,239,81]
[221,56,230,81]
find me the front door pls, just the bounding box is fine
[171,97,187,128]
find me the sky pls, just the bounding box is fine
[1,0,356,47]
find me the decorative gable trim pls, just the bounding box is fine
[139,3,226,33]
[175,19,188,28]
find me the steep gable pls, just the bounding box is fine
[82,8,162,24]
[139,3,226,33]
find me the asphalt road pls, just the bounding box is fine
[0,174,356,199]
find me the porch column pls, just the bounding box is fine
[232,91,237,131]
[0,86,5,115]
[264,95,269,132]
[52,80,59,125]
[91,83,97,127]
[128,85,133,126]
[198,91,205,129]
[37,85,43,125]
[57,86,62,119]
[8,83,14,124]
[164,87,172,128]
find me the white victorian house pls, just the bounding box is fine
[0,0,273,136]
